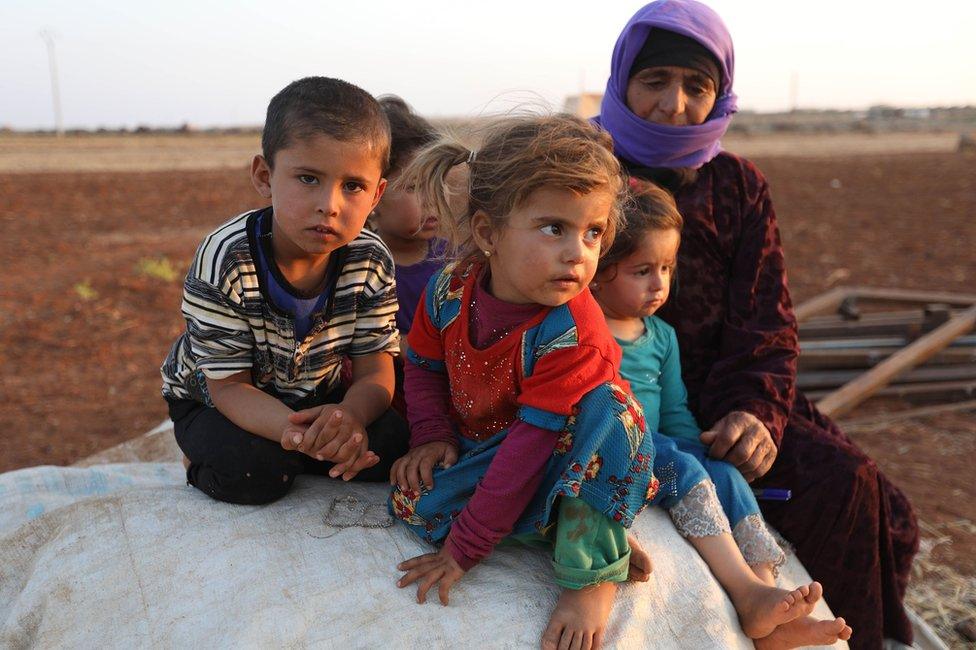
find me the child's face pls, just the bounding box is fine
[475,186,611,306]
[593,228,679,320]
[250,134,386,262]
[372,156,440,243]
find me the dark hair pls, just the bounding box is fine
[378,95,437,175]
[261,76,390,169]
[398,113,626,266]
[597,183,683,277]
[628,28,722,92]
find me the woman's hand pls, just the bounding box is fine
[700,411,777,482]
[396,545,465,605]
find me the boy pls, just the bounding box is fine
[161,77,408,505]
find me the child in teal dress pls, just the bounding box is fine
[591,184,851,647]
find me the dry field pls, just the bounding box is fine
[0,133,261,173]
[0,131,973,646]
[0,130,961,173]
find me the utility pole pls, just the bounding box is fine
[39,30,64,137]
[789,71,799,113]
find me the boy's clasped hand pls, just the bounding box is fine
[282,405,380,480]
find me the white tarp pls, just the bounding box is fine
[0,463,846,649]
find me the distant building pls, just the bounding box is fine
[867,105,902,119]
[903,108,931,119]
[867,105,934,121]
[563,93,603,118]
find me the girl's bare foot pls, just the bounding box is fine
[733,581,821,639]
[754,616,853,649]
[182,455,190,470]
[541,582,617,650]
[627,534,652,582]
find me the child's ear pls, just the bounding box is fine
[590,265,613,291]
[371,178,388,210]
[250,155,273,199]
[470,210,495,254]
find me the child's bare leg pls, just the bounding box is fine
[751,562,776,586]
[627,534,652,582]
[755,616,853,649]
[689,534,820,639]
[541,582,616,650]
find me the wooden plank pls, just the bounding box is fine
[850,287,976,305]
[816,304,976,417]
[794,287,851,323]
[798,347,976,370]
[800,307,970,339]
[802,308,926,326]
[801,320,924,339]
[806,380,976,402]
[801,334,976,351]
[795,286,976,324]
[799,363,976,390]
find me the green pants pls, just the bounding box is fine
[505,497,631,590]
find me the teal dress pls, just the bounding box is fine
[618,317,701,441]
[618,316,784,568]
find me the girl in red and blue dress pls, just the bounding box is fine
[387,114,817,649]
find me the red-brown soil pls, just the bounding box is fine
[1,150,974,642]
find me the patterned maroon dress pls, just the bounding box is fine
[642,152,919,648]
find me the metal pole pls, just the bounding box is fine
[789,71,798,113]
[39,30,64,137]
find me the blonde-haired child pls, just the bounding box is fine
[388,114,817,649]
[371,95,444,339]
[370,96,444,414]
[591,184,853,649]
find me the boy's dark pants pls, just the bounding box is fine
[167,385,409,505]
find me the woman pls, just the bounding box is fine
[594,2,919,648]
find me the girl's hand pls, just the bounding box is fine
[389,441,459,492]
[396,545,465,605]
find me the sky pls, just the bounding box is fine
[2,0,974,130]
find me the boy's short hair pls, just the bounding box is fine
[262,76,390,170]
[378,95,437,175]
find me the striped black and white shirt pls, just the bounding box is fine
[161,208,399,407]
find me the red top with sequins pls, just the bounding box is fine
[405,266,624,569]
[408,266,623,441]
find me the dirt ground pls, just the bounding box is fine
[1,134,974,644]
[0,130,960,173]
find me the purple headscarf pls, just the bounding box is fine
[595,0,737,169]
